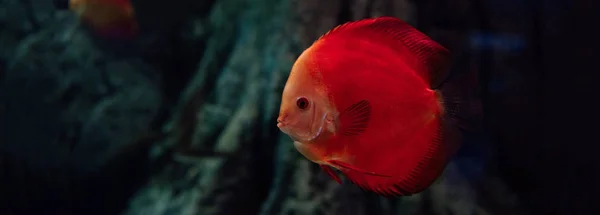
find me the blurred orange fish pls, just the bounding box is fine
[276,17,476,196]
[69,0,138,38]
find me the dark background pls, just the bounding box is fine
[1,0,598,214]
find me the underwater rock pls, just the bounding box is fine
[0,0,529,214]
[0,4,162,214]
[2,19,162,174]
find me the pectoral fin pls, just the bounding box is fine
[338,100,371,136]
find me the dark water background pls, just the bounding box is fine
[0,0,598,215]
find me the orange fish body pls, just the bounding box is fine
[69,0,138,38]
[277,17,469,196]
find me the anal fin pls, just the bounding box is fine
[320,164,342,184]
[328,160,391,178]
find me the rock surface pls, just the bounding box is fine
[0,0,532,214]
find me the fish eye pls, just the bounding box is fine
[296,97,310,110]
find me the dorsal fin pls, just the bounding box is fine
[316,16,451,89]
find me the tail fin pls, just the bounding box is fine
[434,66,483,162]
[437,66,484,133]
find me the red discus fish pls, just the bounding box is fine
[69,0,138,38]
[276,16,473,196]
